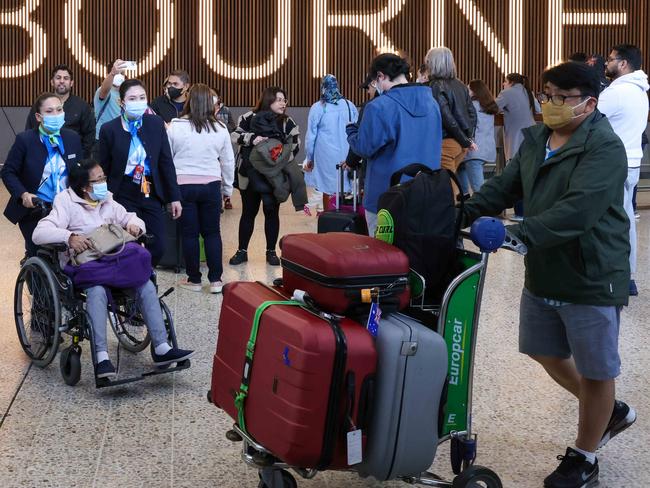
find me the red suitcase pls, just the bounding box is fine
[211,281,377,469]
[279,232,410,314]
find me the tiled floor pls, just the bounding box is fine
[0,186,647,488]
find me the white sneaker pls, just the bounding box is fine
[178,279,202,292]
[209,281,224,294]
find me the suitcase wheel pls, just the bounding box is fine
[258,469,297,488]
[452,465,502,488]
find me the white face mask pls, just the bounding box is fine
[113,73,125,87]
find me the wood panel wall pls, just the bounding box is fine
[0,0,648,107]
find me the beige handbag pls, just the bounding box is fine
[70,223,137,266]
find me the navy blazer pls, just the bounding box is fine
[97,114,180,204]
[2,128,83,224]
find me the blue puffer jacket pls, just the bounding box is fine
[346,83,442,213]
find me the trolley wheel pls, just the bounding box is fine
[258,469,297,488]
[14,257,62,368]
[59,345,82,386]
[109,296,151,352]
[452,465,502,488]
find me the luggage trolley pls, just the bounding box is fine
[217,217,527,488]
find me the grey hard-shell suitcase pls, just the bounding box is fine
[357,312,448,481]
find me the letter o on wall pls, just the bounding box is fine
[64,0,175,78]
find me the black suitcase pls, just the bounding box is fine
[157,211,184,272]
[317,165,368,235]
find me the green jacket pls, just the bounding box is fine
[463,110,630,305]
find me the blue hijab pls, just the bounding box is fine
[320,74,342,104]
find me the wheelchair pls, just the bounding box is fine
[13,239,191,388]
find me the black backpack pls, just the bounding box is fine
[375,164,463,304]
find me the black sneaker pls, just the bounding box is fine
[266,250,280,266]
[96,360,117,379]
[598,400,637,449]
[544,448,598,488]
[152,347,195,367]
[629,279,638,296]
[229,250,248,265]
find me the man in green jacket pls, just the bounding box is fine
[463,62,636,488]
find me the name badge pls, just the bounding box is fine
[67,154,76,159]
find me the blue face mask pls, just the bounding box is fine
[124,100,148,119]
[42,112,65,132]
[89,182,108,201]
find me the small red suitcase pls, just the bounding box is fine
[211,281,377,469]
[279,232,410,314]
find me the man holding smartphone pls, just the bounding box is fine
[94,59,130,139]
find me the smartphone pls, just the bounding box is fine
[122,61,137,71]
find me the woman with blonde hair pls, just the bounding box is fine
[167,83,235,293]
[426,47,478,175]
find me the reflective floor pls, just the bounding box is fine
[0,185,647,488]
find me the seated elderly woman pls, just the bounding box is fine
[32,159,194,379]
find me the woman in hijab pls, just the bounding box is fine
[304,74,358,210]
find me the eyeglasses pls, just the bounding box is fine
[89,176,107,184]
[536,93,587,106]
[606,56,621,63]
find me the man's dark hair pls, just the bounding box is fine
[68,159,100,198]
[119,79,147,100]
[542,62,601,99]
[50,64,73,80]
[169,69,190,85]
[612,44,643,70]
[568,52,588,63]
[369,53,410,81]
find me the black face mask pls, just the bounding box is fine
[167,86,183,100]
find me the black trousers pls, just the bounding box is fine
[18,215,41,258]
[237,186,280,251]
[114,178,166,266]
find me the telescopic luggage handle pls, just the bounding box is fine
[335,163,359,212]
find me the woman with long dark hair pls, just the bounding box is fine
[167,84,235,293]
[229,87,300,266]
[457,80,499,195]
[97,79,182,266]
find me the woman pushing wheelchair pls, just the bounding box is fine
[32,159,193,379]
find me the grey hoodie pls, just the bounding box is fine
[598,69,650,165]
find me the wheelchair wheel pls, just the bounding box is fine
[161,299,178,348]
[258,469,297,488]
[14,257,61,368]
[452,466,502,488]
[109,297,151,353]
[59,345,82,386]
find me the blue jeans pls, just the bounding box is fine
[457,159,486,194]
[179,181,223,283]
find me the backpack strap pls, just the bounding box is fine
[95,93,112,122]
[389,163,434,187]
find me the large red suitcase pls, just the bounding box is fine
[279,233,410,314]
[211,281,377,469]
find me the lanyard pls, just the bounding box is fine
[40,134,66,193]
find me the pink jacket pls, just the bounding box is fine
[32,188,146,266]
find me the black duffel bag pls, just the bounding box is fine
[375,163,463,304]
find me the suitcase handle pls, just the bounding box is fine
[335,163,359,212]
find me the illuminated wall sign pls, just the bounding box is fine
[0,1,644,106]
[0,0,47,78]
[199,0,291,80]
[64,0,175,78]
[548,0,627,66]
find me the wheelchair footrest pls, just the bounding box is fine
[95,359,191,389]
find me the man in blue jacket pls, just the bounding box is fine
[346,53,443,235]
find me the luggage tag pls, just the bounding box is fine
[347,429,363,465]
[366,295,381,338]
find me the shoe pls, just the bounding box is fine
[152,347,195,367]
[598,400,637,449]
[209,280,224,294]
[635,213,640,219]
[96,360,117,379]
[509,214,524,222]
[229,250,248,265]
[543,447,598,488]
[629,279,638,296]
[303,204,312,216]
[266,250,280,266]
[224,197,233,210]
[178,279,202,292]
